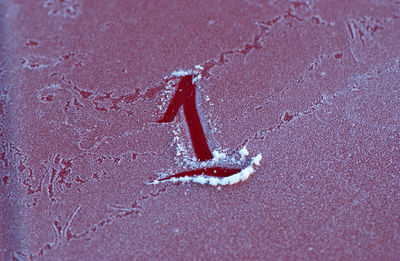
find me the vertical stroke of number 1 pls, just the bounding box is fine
[158,75,213,161]
[152,73,262,186]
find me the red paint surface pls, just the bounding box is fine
[159,75,213,161]
[1,1,400,260]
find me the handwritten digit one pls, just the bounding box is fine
[158,75,242,180]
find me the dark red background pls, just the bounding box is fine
[1,0,400,260]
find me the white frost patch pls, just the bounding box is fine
[170,69,202,83]
[212,150,227,161]
[174,145,254,171]
[171,69,193,77]
[150,152,262,186]
[239,146,249,161]
[157,78,176,111]
[181,147,230,169]
[172,126,189,160]
[170,64,203,82]
[252,153,262,166]
[192,74,202,83]
[195,65,204,70]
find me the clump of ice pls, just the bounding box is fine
[180,148,230,169]
[239,146,249,161]
[171,65,202,78]
[171,70,194,77]
[252,153,262,166]
[170,65,203,83]
[212,150,227,161]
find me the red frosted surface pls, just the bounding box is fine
[1,0,400,260]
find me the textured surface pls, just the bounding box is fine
[1,0,400,260]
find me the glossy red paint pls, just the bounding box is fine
[158,75,213,161]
